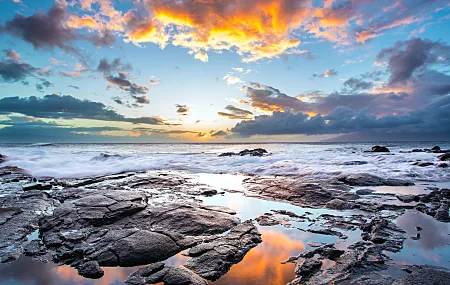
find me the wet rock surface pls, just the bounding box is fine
[371,146,390,152]
[126,262,207,285]
[337,173,414,186]
[185,220,262,280]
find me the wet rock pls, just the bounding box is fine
[337,173,414,186]
[307,228,347,239]
[256,213,283,226]
[398,268,450,285]
[295,258,322,277]
[0,154,5,164]
[356,189,375,195]
[218,148,268,157]
[438,163,449,168]
[411,162,434,167]
[91,153,124,161]
[23,240,47,257]
[22,182,53,191]
[435,203,449,222]
[371,146,390,152]
[411,149,424,152]
[431,146,441,152]
[76,260,104,279]
[360,217,405,249]
[185,220,262,280]
[326,199,350,210]
[339,161,368,166]
[438,153,450,161]
[126,262,207,285]
[396,195,417,203]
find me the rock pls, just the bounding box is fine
[185,220,262,280]
[23,240,47,257]
[411,162,434,167]
[355,189,375,195]
[438,153,450,161]
[396,195,417,203]
[295,258,322,277]
[435,203,449,222]
[126,262,207,285]
[326,199,350,210]
[91,153,124,161]
[337,173,414,186]
[0,154,5,164]
[76,261,104,279]
[22,183,53,191]
[411,149,424,152]
[438,163,449,168]
[360,217,405,249]
[218,148,268,157]
[256,213,282,226]
[371,146,390,152]
[398,268,450,285]
[431,146,441,152]
[339,161,368,166]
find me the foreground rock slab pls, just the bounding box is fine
[185,220,262,280]
[126,262,207,285]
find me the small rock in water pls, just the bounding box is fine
[438,163,449,168]
[396,195,417,203]
[371,146,390,152]
[218,148,268,157]
[22,183,52,191]
[411,149,424,152]
[76,261,104,279]
[355,189,375,195]
[435,203,450,222]
[431,146,441,152]
[437,153,450,161]
[0,154,5,164]
[411,162,434,167]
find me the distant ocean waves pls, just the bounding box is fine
[0,143,449,181]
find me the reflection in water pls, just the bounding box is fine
[390,210,450,266]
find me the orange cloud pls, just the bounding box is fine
[124,0,310,62]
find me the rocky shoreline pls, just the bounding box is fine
[1,146,450,285]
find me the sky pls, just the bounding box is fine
[0,0,449,143]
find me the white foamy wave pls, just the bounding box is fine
[0,143,449,181]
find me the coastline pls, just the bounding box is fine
[0,145,449,285]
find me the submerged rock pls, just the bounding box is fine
[185,220,262,280]
[411,162,434,167]
[337,173,414,186]
[126,262,207,285]
[371,146,390,152]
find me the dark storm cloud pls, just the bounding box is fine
[218,105,253,120]
[0,95,166,125]
[377,38,450,84]
[105,71,149,97]
[231,94,450,136]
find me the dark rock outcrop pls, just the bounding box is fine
[411,162,434,167]
[326,199,350,210]
[371,146,390,152]
[219,148,268,157]
[431,146,441,152]
[0,154,5,164]
[438,153,450,161]
[185,220,262,280]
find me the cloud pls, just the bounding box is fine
[194,51,208,63]
[0,60,36,82]
[0,4,116,57]
[376,37,450,84]
[105,72,150,104]
[313,68,338,78]
[223,74,243,85]
[343,77,374,92]
[4,49,21,61]
[218,105,253,120]
[231,94,450,136]
[68,85,80,89]
[175,104,190,116]
[0,94,167,125]
[97,58,132,74]
[149,76,160,86]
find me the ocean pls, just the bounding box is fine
[0,142,449,181]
